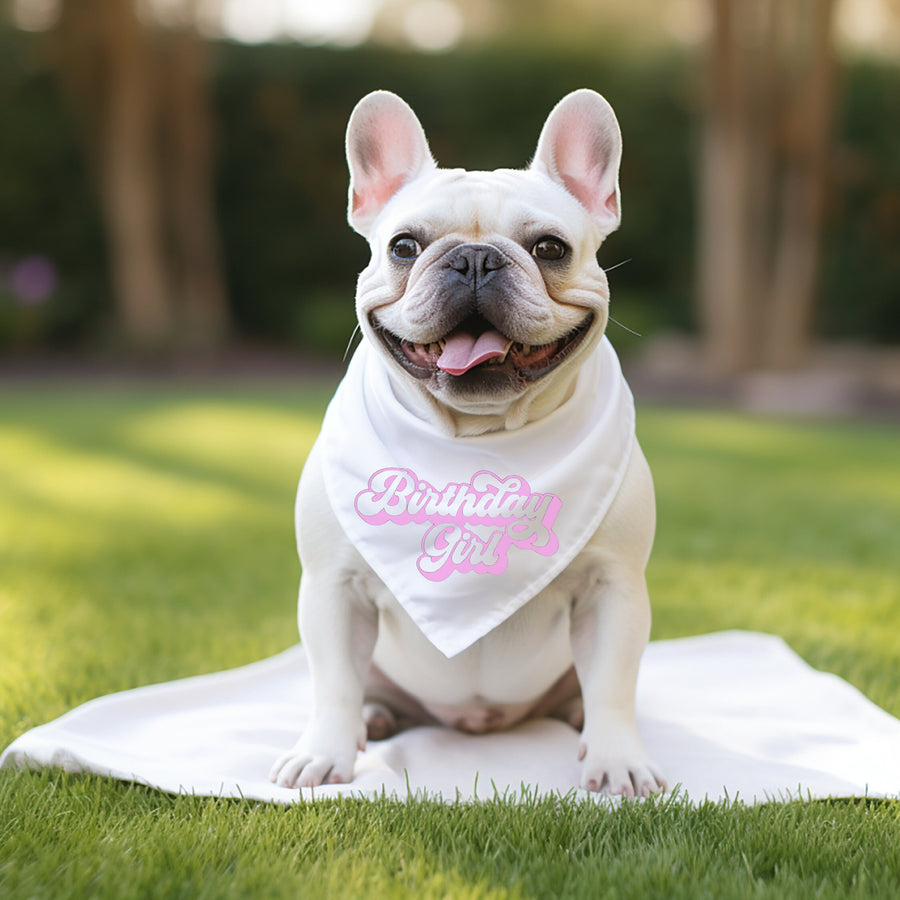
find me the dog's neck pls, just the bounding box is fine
[388,366,582,437]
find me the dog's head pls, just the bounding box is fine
[346,90,622,433]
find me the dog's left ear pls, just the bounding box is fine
[346,91,437,237]
[531,90,622,237]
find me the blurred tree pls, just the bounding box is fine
[697,0,838,373]
[53,0,229,352]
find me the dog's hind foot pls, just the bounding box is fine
[363,701,398,741]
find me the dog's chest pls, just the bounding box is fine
[367,561,584,707]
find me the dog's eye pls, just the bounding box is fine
[532,237,568,261]
[391,236,422,260]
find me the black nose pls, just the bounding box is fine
[445,243,509,286]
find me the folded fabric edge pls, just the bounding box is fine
[2,748,895,807]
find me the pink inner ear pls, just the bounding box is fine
[352,173,410,219]
[546,109,619,228]
[560,168,616,222]
[349,100,431,228]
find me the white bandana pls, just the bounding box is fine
[317,335,635,658]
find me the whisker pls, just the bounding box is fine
[608,315,642,338]
[342,323,363,362]
[603,258,632,273]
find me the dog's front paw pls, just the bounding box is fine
[578,738,666,798]
[269,721,364,789]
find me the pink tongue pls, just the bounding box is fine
[437,329,512,375]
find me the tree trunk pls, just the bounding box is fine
[766,0,837,367]
[697,0,837,374]
[54,0,231,353]
[697,0,737,372]
[697,0,769,373]
[58,0,174,349]
[161,26,230,349]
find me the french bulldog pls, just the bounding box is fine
[269,89,666,797]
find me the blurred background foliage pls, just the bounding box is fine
[0,0,898,367]
[211,43,699,356]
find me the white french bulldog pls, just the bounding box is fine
[269,89,666,797]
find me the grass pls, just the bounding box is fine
[0,380,898,898]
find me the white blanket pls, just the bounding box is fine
[2,631,898,803]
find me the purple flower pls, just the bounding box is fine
[10,255,57,305]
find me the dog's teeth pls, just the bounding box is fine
[521,344,531,355]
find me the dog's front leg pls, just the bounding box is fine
[570,567,666,797]
[269,571,377,788]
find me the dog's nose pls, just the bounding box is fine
[445,244,508,285]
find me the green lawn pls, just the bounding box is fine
[1,381,898,898]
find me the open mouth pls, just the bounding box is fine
[374,313,594,383]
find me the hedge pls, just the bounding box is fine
[0,31,897,354]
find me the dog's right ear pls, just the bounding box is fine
[346,91,436,237]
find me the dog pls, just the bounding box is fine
[269,89,666,797]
